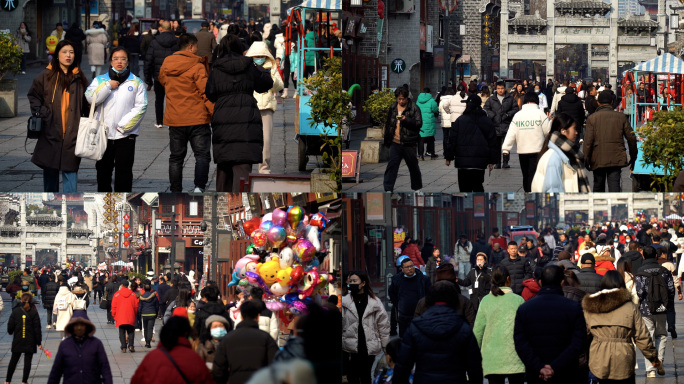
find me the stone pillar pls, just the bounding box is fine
[500,0,510,79]
[20,195,26,269]
[587,44,592,78]
[609,0,619,85]
[545,0,554,80]
[558,195,565,224]
[658,0,667,53]
[588,195,595,226]
[463,0,482,81]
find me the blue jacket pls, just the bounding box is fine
[138,290,159,317]
[513,286,586,382]
[394,304,483,384]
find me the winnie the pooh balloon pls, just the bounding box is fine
[257,257,281,286]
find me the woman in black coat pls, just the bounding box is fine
[42,274,60,329]
[27,40,89,193]
[7,293,43,384]
[445,94,498,192]
[206,34,273,192]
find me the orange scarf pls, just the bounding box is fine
[61,88,70,138]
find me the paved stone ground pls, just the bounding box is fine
[373,283,684,383]
[344,127,633,193]
[0,58,314,192]
[0,291,160,383]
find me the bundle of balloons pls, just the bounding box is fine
[228,206,331,325]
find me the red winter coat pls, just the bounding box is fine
[595,255,616,276]
[111,287,139,327]
[131,337,215,384]
[403,244,425,267]
[521,278,541,301]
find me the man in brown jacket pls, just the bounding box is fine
[583,91,638,192]
[159,34,214,193]
[195,21,217,64]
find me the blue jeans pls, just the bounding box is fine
[43,169,77,192]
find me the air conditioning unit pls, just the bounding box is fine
[390,0,415,14]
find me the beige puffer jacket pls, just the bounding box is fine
[342,294,390,355]
[438,95,453,128]
[245,41,284,112]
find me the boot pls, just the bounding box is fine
[502,153,511,168]
[282,88,288,98]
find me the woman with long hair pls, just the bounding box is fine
[617,257,639,305]
[531,112,591,192]
[7,293,42,384]
[27,40,89,192]
[472,266,526,384]
[15,22,31,74]
[479,85,491,108]
[582,270,664,381]
[342,271,390,384]
[512,83,525,109]
[443,83,468,125]
[85,47,147,192]
[163,288,192,324]
[207,34,274,192]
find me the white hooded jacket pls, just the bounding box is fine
[438,95,453,128]
[245,42,284,112]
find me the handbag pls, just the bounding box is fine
[75,91,108,161]
[99,291,108,309]
[27,110,42,139]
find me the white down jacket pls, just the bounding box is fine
[443,92,468,122]
[438,95,453,128]
[85,71,148,140]
[245,41,284,112]
[342,294,390,355]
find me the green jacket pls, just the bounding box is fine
[472,287,526,375]
[304,31,317,67]
[416,93,439,137]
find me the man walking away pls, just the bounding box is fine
[144,20,179,129]
[583,91,638,192]
[111,280,139,353]
[514,265,587,383]
[158,34,213,193]
[195,21,217,64]
[484,80,518,168]
[576,253,603,294]
[501,92,551,192]
[212,300,278,384]
[636,245,675,378]
[555,86,585,140]
[104,276,118,324]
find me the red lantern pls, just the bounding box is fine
[123,241,130,247]
[124,232,130,238]
[123,223,130,229]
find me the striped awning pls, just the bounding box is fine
[288,0,341,14]
[630,53,684,74]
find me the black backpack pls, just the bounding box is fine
[638,269,669,314]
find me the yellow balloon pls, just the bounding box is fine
[45,36,58,54]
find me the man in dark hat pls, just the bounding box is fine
[576,253,602,294]
[584,90,638,192]
[413,264,475,326]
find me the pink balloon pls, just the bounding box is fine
[294,239,316,263]
[272,208,288,227]
[267,225,287,248]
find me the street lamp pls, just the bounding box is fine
[672,13,680,29]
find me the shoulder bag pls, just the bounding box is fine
[75,87,108,161]
[160,347,192,384]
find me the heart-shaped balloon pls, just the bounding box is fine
[272,208,288,227]
[243,217,261,237]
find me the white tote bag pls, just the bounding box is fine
[75,94,108,161]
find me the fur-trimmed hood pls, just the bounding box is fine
[64,316,96,337]
[595,253,615,263]
[582,288,632,313]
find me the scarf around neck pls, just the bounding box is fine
[108,66,131,84]
[549,131,591,192]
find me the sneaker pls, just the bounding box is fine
[191,187,204,193]
[647,371,656,378]
[21,71,26,75]
[502,162,511,169]
[135,329,141,332]
[155,124,163,129]
[282,88,289,98]
[46,325,51,329]
[121,348,127,353]
[141,337,146,342]
[129,346,136,353]
[293,93,297,99]
[657,364,666,376]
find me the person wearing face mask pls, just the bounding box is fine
[194,285,231,343]
[85,47,148,192]
[389,259,431,338]
[47,316,112,384]
[342,271,390,384]
[245,42,284,174]
[534,84,548,114]
[197,316,232,370]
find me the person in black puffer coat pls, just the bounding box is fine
[7,294,42,384]
[138,283,159,348]
[42,274,60,328]
[194,286,232,343]
[395,281,483,384]
[383,87,424,192]
[514,265,587,384]
[576,253,603,295]
[446,94,498,192]
[207,34,273,193]
[144,21,179,127]
[500,242,533,295]
[556,87,585,134]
